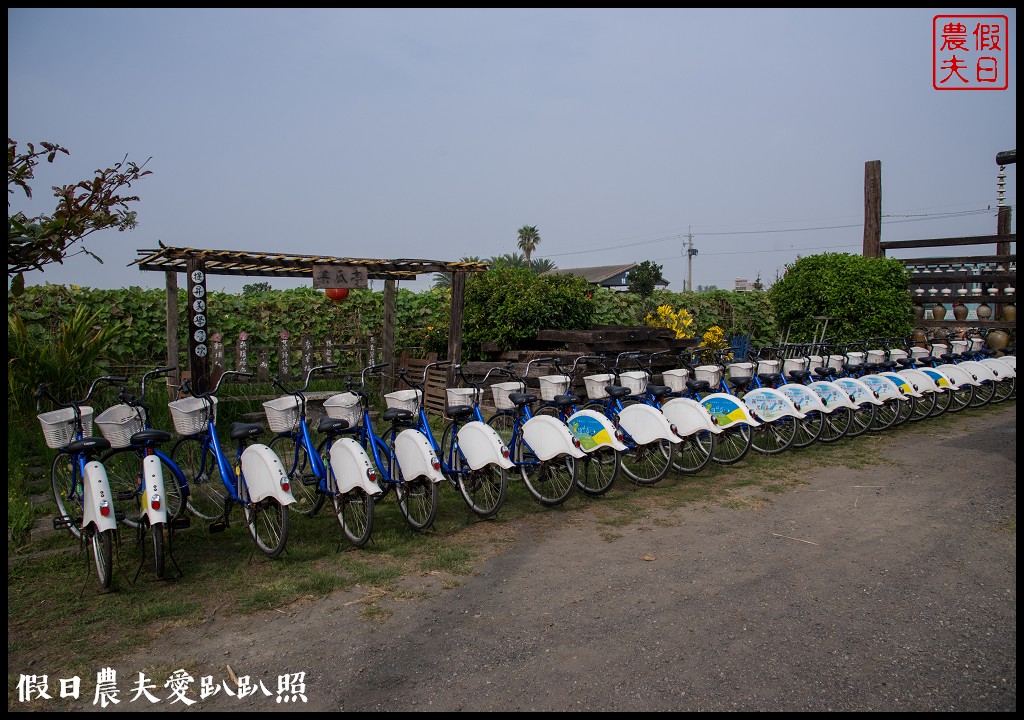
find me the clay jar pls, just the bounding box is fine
[930,304,947,321]
[1002,303,1016,322]
[953,303,969,321]
[977,302,993,320]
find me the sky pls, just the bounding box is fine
[7,8,1017,295]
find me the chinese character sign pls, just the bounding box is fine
[933,15,1009,90]
[312,264,369,289]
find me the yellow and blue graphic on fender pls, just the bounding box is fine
[701,396,747,427]
[921,369,953,388]
[567,414,614,451]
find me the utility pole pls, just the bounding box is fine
[685,231,697,291]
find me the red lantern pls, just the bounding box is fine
[325,288,349,302]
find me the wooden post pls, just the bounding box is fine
[382,279,397,394]
[996,205,1012,319]
[279,330,291,379]
[257,348,270,382]
[211,333,225,386]
[186,258,211,394]
[447,271,467,384]
[236,331,249,373]
[165,270,179,400]
[863,160,882,258]
[301,335,315,378]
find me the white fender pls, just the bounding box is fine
[981,357,1016,379]
[393,428,446,483]
[858,374,909,402]
[833,377,886,406]
[699,392,761,428]
[918,367,956,392]
[521,414,587,461]
[456,420,515,470]
[616,402,684,445]
[775,383,829,414]
[956,360,999,383]
[660,397,724,436]
[808,381,862,411]
[740,387,806,421]
[329,437,383,495]
[995,355,1015,371]
[565,409,628,452]
[141,453,169,526]
[241,443,297,506]
[82,460,118,532]
[880,372,923,398]
[937,363,981,387]
[897,368,940,394]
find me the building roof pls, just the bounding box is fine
[542,263,638,284]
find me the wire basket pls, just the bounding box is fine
[660,368,689,392]
[491,381,525,410]
[694,366,722,387]
[726,362,755,381]
[324,392,362,425]
[950,339,969,354]
[537,375,570,401]
[782,357,808,375]
[95,404,146,448]
[866,350,887,364]
[618,370,648,395]
[385,388,422,414]
[168,396,217,436]
[263,395,302,433]
[968,336,985,352]
[845,351,865,366]
[38,407,94,449]
[910,346,930,360]
[583,373,615,400]
[446,387,482,407]
[888,348,909,362]
[931,343,950,357]
[757,359,781,375]
[826,355,846,371]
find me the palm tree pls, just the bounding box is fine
[432,256,482,289]
[516,225,541,264]
[531,258,556,274]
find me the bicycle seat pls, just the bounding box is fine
[229,422,265,441]
[645,384,672,399]
[605,385,631,399]
[552,393,581,407]
[67,436,111,455]
[382,407,415,424]
[316,416,352,435]
[507,391,538,406]
[757,372,782,385]
[445,404,476,419]
[788,370,813,383]
[131,429,171,445]
[686,378,712,393]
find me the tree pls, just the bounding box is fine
[243,281,273,294]
[626,260,666,297]
[432,256,482,289]
[516,225,541,263]
[7,138,152,294]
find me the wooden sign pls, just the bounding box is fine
[312,264,369,289]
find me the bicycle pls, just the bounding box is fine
[36,374,127,590]
[265,363,382,548]
[397,359,512,520]
[98,366,192,580]
[169,370,295,558]
[342,363,445,531]
[485,358,587,506]
[532,355,627,496]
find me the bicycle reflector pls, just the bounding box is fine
[366,467,378,483]
[670,423,681,438]
[150,494,162,511]
[571,436,582,450]
[280,476,290,493]
[501,445,510,460]
[431,455,441,471]
[99,500,111,517]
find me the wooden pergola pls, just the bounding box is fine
[132,242,488,393]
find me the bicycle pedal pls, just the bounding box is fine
[170,516,192,530]
[115,511,127,523]
[208,519,228,534]
[52,515,79,530]
[302,476,319,487]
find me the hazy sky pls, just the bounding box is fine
[8,8,1017,294]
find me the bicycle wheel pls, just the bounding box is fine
[523,452,580,506]
[151,521,166,579]
[91,527,114,590]
[440,421,508,519]
[619,439,674,486]
[818,408,852,443]
[712,424,752,465]
[332,486,375,548]
[270,433,323,517]
[51,453,84,541]
[909,392,937,421]
[397,476,440,531]
[946,383,974,413]
[172,436,226,521]
[672,430,716,475]
[240,475,289,558]
[751,416,798,455]
[991,376,1015,404]
[791,411,824,449]
[576,445,621,496]
[893,397,915,426]
[929,389,952,418]
[870,398,900,432]
[846,403,876,438]
[102,448,187,529]
[968,381,996,408]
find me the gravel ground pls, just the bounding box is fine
[30,402,1018,712]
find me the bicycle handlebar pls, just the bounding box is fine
[274,362,339,396]
[35,374,128,409]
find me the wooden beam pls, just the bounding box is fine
[381,279,396,394]
[879,234,1013,251]
[447,271,466,378]
[165,270,179,400]
[863,160,882,258]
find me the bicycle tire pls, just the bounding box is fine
[712,424,753,465]
[101,447,187,530]
[440,420,508,519]
[316,437,376,546]
[968,380,996,408]
[846,403,876,438]
[893,397,915,426]
[240,476,289,558]
[523,452,580,506]
[946,383,974,413]
[151,521,166,579]
[397,476,440,531]
[576,445,621,496]
[791,411,824,449]
[870,398,901,432]
[269,433,324,517]
[929,389,952,418]
[672,430,716,474]
[171,436,226,522]
[991,376,1015,404]
[51,453,84,542]
[619,439,674,486]
[751,416,798,455]
[909,392,937,421]
[91,527,114,590]
[818,407,852,443]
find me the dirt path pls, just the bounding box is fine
[22,403,1018,712]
